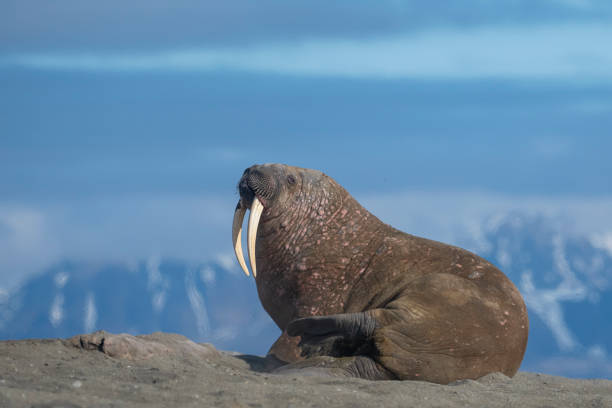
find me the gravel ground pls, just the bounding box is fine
[0,331,610,408]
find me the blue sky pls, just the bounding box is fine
[1,1,612,364]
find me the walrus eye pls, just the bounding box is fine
[287,175,296,185]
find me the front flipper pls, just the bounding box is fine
[266,330,304,366]
[286,312,378,358]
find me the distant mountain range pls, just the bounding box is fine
[1,213,611,379]
[460,213,612,379]
[0,258,280,356]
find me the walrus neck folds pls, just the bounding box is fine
[252,179,385,329]
[233,164,387,328]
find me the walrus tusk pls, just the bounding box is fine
[232,197,264,277]
[232,204,250,276]
[247,196,263,278]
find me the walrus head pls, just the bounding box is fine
[232,163,384,334]
[232,163,327,277]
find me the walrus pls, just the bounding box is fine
[232,164,528,384]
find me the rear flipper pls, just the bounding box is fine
[272,355,394,380]
[283,311,395,380]
[286,312,378,358]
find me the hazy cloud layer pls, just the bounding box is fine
[360,191,612,247]
[0,206,60,290]
[2,191,612,291]
[3,1,612,53]
[3,23,612,80]
[0,195,234,290]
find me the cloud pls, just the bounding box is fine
[359,191,612,247]
[2,190,612,298]
[2,1,611,53]
[0,207,61,290]
[591,232,612,257]
[3,23,612,80]
[0,195,235,291]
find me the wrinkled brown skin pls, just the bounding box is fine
[237,163,529,384]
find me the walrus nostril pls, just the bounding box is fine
[238,177,254,204]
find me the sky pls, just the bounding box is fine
[1,2,612,294]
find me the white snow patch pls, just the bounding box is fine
[199,266,216,286]
[520,271,578,351]
[54,272,69,289]
[519,235,588,352]
[185,270,210,338]
[84,292,97,333]
[49,294,64,328]
[572,252,609,293]
[0,288,12,330]
[146,255,167,313]
[552,235,587,293]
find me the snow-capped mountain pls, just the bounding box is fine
[0,258,280,356]
[1,213,611,378]
[460,213,612,378]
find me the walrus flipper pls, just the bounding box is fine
[272,354,394,380]
[282,312,395,380]
[287,312,378,358]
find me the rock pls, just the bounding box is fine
[69,330,218,361]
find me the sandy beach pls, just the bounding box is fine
[0,331,610,408]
